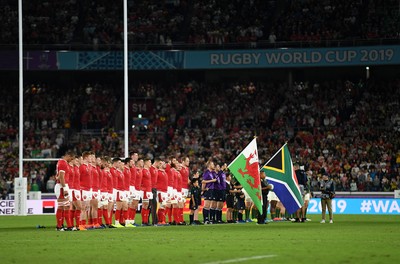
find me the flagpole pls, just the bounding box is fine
[261,142,288,168]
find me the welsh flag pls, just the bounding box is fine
[261,143,303,214]
[228,138,263,214]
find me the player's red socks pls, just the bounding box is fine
[179,208,184,223]
[56,208,64,228]
[172,208,178,223]
[102,209,109,225]
[141,208,149,224]
[74,210,81,227]
[122,210,128,225]
[157,208,165,223]
[64,209,73,228]
[98,209,103,225]
[115,209,121,223]
[70,210,75,227]
[166,207,172,223]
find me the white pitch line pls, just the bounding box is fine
[201,255,277,264]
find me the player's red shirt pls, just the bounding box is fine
[129,166,137,188]
[141,168,152,193]
[174,168,182,192]
[110,167,124,191]
[135,167,143,191]
[68,163,75,189]
[157,169,168,192]
[150,166,158,189]
[105,169,113,193]
[74,166,81,190]
[166,163,174,188]
[97,166,103,190]
[100,168,107,192]
[79,163,92,191]
[91,165,100,192]
[180,166,189,190]
[56,159,70,185]
[123,167,131,191]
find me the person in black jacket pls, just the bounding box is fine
[257,171,273,224]
[319,174,335,224]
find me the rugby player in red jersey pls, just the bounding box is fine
[55,150,74,231]
[141,158,153,226]
[122,158,133,227]
[104,157,115,228]
[79,151,92,230]
[150,158,161,225]
[89,153,101,228]
[111,158,126,228]
[179,157,190,224]
[156,161,168,225]
[165,156,176,223]
[171,161,181,225]
[96,157,104,227]
[99,157,112,227]
[68,155,82,231]
[134,159,144,225]
[126,152,138,226]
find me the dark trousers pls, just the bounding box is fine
[151,188,158,225]
[257,195,269,224]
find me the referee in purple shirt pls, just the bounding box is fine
[201,160,217,224]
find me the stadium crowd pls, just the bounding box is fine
[1,0,399,47]
[1,77,399,198]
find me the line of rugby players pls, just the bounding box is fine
[54,150,190,230]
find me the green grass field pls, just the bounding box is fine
[0,214,399,264]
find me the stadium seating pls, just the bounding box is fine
[1,0,399,48]
[1,77,399,195]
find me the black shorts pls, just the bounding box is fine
[202,189,215,200]
[226,195,234,208]
[189,199,199,210]
[214,190,225,202]
[236,198,245,210]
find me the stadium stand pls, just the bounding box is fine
[1,77,399,196]
[1,0,399,48]
[0,0,399,198]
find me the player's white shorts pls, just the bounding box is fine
[167,186,173,198]
[55,183,69,199]
[67,188,74,202]
[73,189,81,201]
[99,197,109,207]
[133,190,144,201]
[158,191,168,204]
[100,192,109,201]
[117,190,129,202]
[176,192,183,203]
[108,192,114,203]
[142,191,153,202]
[81,189,92,201]
[129,186,136,198]
[92,190,100,201]
[303,192,311,201]
[267,191,280,202]
[169,189,178,204]
[181,188,189,198]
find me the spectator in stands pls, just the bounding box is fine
[46,176,56,193]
